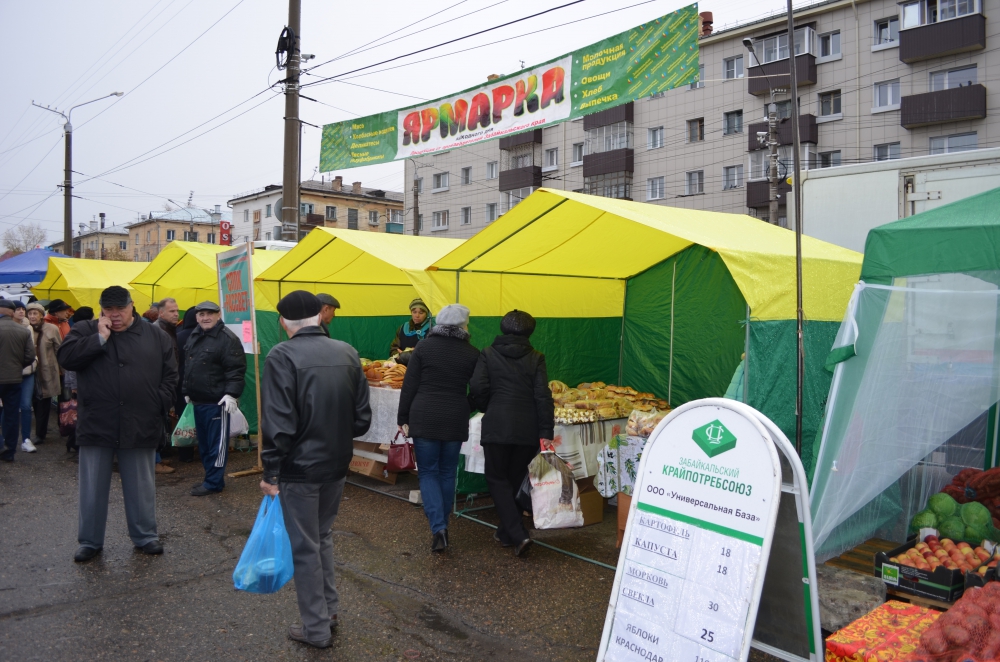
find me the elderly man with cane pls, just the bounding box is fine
[58,286,177,562]
[260,291,371,649]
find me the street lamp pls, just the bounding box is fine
[32,92,123,257]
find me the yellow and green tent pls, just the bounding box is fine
[33,258,149,311]
[408,189,863,472]
[256,228,464,359]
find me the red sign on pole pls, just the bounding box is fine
[220,220,232,246]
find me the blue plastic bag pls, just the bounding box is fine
[233,495,294,594]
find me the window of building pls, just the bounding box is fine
[166,230,176,240]
[265,232,272,240]
[146,230,151,241]
[723,165,744,190]
[584,172,632,200]
[432,211,449,230]
[648,126,664,148]
[687,118,705,142]
[300,202,314,215]
[901,0,980,28]
[752,27,814,64]
[930,132,977,154]
[502,187,535,213]
[135,234,139,245]
[486,162,498,179]
[689,64,705,89]
[820,90,842,116]
[486,203,498,222]
[723,56,744,79]
[685,171,704,195]
[417,214,423,231]
[244,209,249,222]
[369,210,380,225]
[390,209,403,224]
[763,99,794,119]
[432,172,449,191]
[818,31,841,59]
[571,142,584,164]
[820,151,842,168]
[873,79,901,110]
[184,231,198,242]
[265,204,272,218]
[585,121,633,154]
[723,110,743,135]
[119,241,127,250]
[930,65,977,91]
[647,177,665,200]
[874,142,901,161]
[749,145,814,180]
[875,17,899,44]
[147,252,151,261]
[347,208,358,230]
[207,233,216,244]
[461,207,472,225]
[461,166,472,184]
[253,209,261,224]
[326,205,337,220]
[543,147,559,171]
[414,177,423,193]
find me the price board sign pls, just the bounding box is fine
[598,399,783,662]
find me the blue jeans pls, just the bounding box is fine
[412,438,462,535]
[0,382,23,459]
[194,403,229,491]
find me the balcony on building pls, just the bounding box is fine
[746,180,791,209]
[386,222,405,234]
[744,142,816,210]
[498,129,543,192]
[746,114,818,151]
[746,26,818,97]
[582,102,634,188]
[901,84,987,128]
[898,0,986,63]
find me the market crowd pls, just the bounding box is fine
[4,286,552,650]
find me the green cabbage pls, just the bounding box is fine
[965,524,990,544]
[928,492,958,519]
[960,501,992,529]
[938,517,966,542]
[909,509,938,533]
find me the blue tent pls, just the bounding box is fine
[0,248,71,285]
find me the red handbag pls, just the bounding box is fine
[386,431,416,472]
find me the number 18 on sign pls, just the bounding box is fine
[598,401,782,662]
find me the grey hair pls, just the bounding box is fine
[158,297,177,306]
[281,314,321,333]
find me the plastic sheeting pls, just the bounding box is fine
[810,276,1000,558]
[33,258,148,310]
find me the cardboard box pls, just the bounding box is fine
[574,478,604,526]
[617,492,632,548]
[874,538,967,602]
[348,456,397,485]
[964,564,997,589]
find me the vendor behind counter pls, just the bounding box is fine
[390,298,431,356]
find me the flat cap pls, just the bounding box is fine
[98,287,131,308]
[277,290,322,321]
[316,293,340,309]
[48,298,73,313]
[193,301,221,313]
[0,300,15,311]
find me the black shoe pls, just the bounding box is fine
[135,540,163,555]
[74,546,101,562]
[190,485,219,496]
[431,530,447,552]
[0,453,13,463]
[442,528,449,547]
[288,624,331,649]
[193,482,204,489]
[493,530,513,548]
[514,538,533,557]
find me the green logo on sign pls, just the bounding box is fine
[692,420,737,458]
[882,564,899,586]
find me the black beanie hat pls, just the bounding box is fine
[99,286,132,308]
[277,290,322,321]
[500,309,535,337]
[72,306,95,322]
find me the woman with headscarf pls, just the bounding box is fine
[396,304,479,552]
[390,299,431,356]
[470,310,554,557]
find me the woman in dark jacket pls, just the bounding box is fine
[390,298,431,356]
[470,310,554,557]
[397,304,479,552]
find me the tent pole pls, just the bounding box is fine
[455,270,460,303]
[787,0,805,455]
[618,279,627,386]
[668,261,676,405]
[744,305,750,404]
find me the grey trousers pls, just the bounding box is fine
[279,478,346,641]
[78,446,158,549]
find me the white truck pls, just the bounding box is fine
[794,147,1000,252]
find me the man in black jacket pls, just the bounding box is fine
[57,286,177,562]
[183,301,246,496]
[260,290,371,649]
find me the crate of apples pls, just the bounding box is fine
[890,536,991,573]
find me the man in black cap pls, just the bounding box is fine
[0,299,36,462]
[182,301,246,496]
[260,290,371,649]
[57,285,177,562]
[315,293,340,336]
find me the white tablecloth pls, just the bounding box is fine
[356,385,402,445]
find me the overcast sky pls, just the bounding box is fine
[0,0,805,245]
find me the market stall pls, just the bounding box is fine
[33,257,148,310]
[0,248,70,289]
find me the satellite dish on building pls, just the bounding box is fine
[274,196,283,216]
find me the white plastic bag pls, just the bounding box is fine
[229,408,250,437]
[527,451,584,529]
[460,413,485,473]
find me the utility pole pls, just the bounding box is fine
[767,94,780,226]
[786,0,806,455]
[412,177,420,236]
[279,0,301,241]
[32,92,122,256]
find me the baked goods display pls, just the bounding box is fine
[362,359,407,389]
[551,380,669,425]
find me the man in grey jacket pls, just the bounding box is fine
[0,299,36,462]
[260,290,371,649]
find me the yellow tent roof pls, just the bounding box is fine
[411,188,863,321]
[33,258,149,311]
[256,228,464,315]
[129,241,284,310]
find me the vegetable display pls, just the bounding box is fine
[910,473,1000,544]
[910,582,1000,662]
[888,535,995,573]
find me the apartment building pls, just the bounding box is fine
[404,0,995,237]
[228,177,404,242]
[51,213,131,258]
[128,206,229,262]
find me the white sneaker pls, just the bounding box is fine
[21,439,37,453]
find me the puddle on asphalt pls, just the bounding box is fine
[417,605,468,640]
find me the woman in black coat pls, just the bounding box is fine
[470,310,554,557]
[397,303,479,552]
